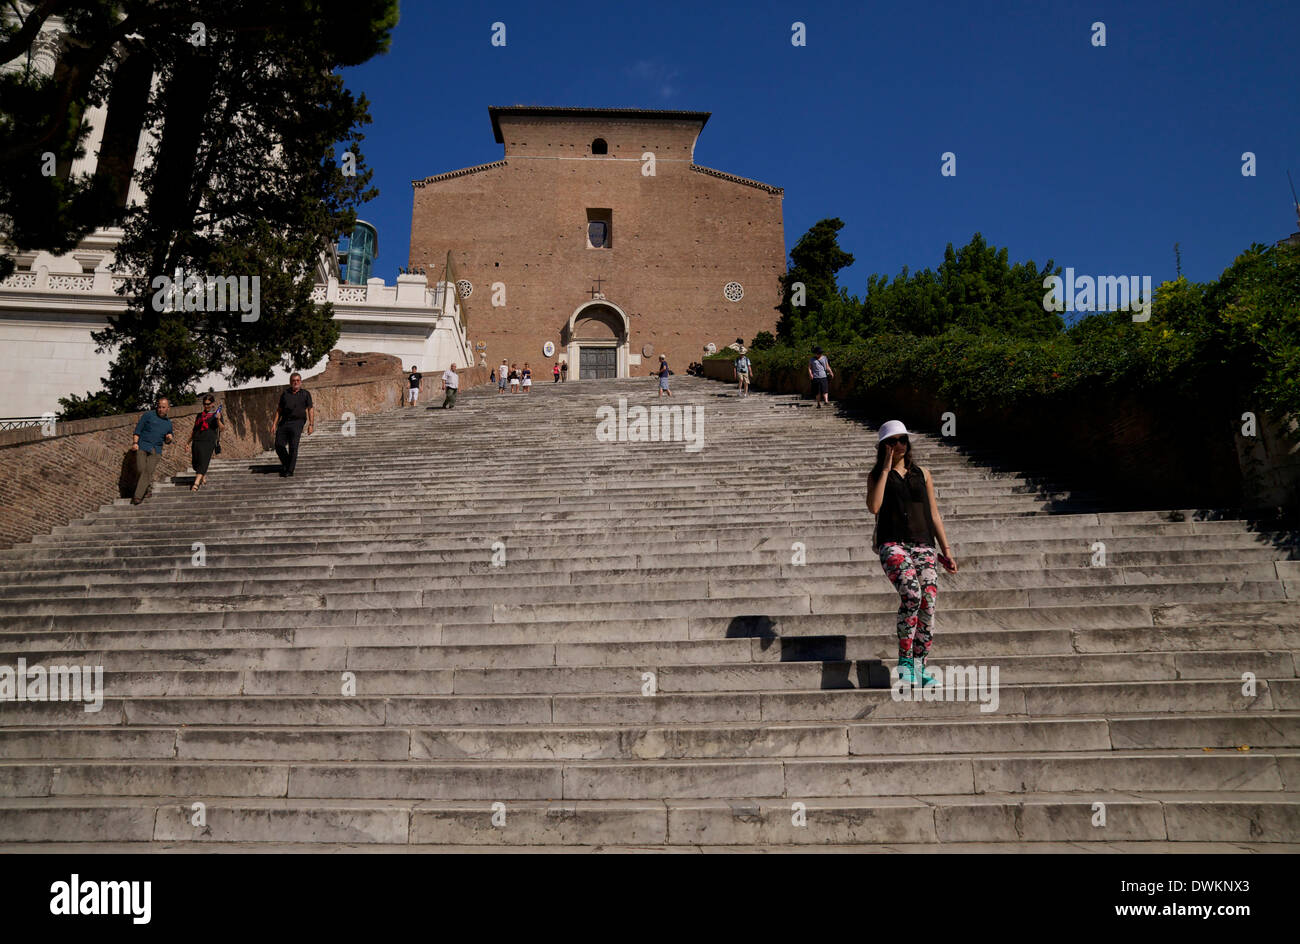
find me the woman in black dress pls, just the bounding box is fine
[189,395,225,491]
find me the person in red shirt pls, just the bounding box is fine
[188,394,226,491]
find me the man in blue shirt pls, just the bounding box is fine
[130,398,174,504]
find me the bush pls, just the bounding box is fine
[747,240,1299,435]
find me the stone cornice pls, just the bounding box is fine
[689,164,783,195]
[411,160,508,189]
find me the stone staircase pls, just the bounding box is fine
[1,376,1297,851]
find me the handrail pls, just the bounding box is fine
[0,417,49,430]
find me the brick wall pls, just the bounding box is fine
[410,113,785,379]
[0,355,490,549]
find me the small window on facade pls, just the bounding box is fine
[586,209,613,249]
[591,138,608,155]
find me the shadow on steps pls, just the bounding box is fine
[724,614,889,689]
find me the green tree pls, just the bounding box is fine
[40,1,398,416]
[860,266,951,336]
[1149,276,1207,333]
[856,234,1061,338]
[1202,241,1300,422]
[1,2,394,281]
[935,233,1061,337]
[1,2,135,280]
[777,217,856,338]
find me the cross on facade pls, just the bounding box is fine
[588,277,608,299]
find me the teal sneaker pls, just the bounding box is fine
[917,657,938,687]
[896,657,916,685]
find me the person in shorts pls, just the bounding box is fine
[734,348,752,397]
[498,361,509,395]
[522,363,532,393]
[509,364,520,393]
[657,355,672,397]
[808,346,833,409]
[407,365,422,406]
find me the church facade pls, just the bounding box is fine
[408,106,785,379]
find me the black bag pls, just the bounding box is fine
[214,439,221,455]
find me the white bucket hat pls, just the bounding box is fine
[877,420,909,442]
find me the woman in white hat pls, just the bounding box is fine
[866,420,958,686]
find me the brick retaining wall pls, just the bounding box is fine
[0,358,490,549]
[742,362,1296,515]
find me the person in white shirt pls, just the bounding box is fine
[441,364,460,409]
[498,361,509,395]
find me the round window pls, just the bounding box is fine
[723,281,744,302]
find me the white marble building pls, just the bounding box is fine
[0,7,471,418]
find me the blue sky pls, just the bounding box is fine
[341,0,1300,297]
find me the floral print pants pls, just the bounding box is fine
[878,543,939,660]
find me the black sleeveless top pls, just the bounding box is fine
[873,464,935,549]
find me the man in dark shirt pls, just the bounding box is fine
[271,372,314,476]
[406,365,422,407]
[130,397,174,504]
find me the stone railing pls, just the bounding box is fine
[1,268,459,314]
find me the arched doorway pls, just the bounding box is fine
[565,301,630,379]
